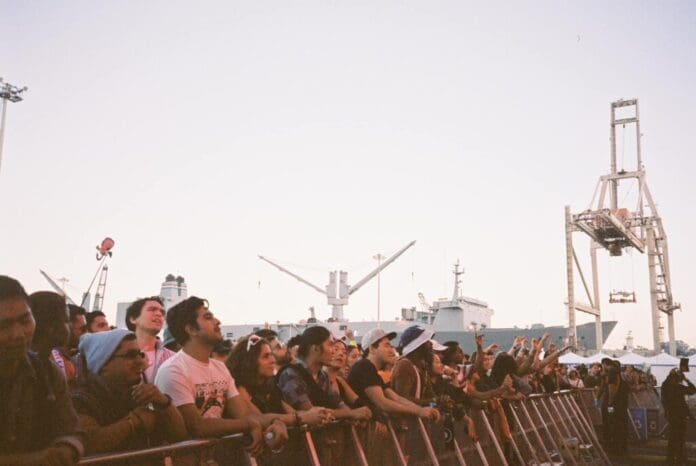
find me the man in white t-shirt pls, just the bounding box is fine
[155,296,288,457]
[125,296,175,383]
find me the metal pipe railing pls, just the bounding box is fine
[75,389,655,466]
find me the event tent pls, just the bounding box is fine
[617,352,648,366]
[558,352,589,365]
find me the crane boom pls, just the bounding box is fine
[39,269,77,305]
[349,240,416,295]
[258,255,326,295]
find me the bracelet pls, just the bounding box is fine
[294,411,301,427]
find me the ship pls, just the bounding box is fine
[219,255,617,354]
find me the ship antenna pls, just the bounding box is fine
[452,260,464,301]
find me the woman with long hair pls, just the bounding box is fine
[323,340,360,407]
[226,335,331,426]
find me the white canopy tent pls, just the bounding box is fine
[646,351,680,366]
[646,351,681,386]
[558,352,589,365]
[617,352,648,366]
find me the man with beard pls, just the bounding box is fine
[0,276,84,465]
[125,296,174,383]
[155,296,288,461]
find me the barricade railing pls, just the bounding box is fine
[78,390,621,466]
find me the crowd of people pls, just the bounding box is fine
[1,274,693,465]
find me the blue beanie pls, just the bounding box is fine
[79,328,133,375]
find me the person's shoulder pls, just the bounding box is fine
[209,358,232,377]
[156,351,186,377]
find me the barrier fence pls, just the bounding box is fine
[77,388,665,465]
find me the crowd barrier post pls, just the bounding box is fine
[386,418,409,466]
[539,396,582,465]
[529,395,572,465]
[565,393,612,465]
[451,436,467,466]
[556,392,598,464]
[513,399,554,464]
[477,409,509,466]
[416,417,441,466]
[507,401,541,464]
[551,395,592,465]
[303,429,321,466]
[494,406,526,466]
[559,392,610,465]
[349,424,369,466]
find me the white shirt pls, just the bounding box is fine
[155,350,239,419]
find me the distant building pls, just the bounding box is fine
[160,274,188,311]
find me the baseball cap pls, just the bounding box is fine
[400,325,447,356]
[362,328,397,349]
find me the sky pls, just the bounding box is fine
[1,1,695,350]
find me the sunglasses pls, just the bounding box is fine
[247,334,263,352]
[112,349,147,360]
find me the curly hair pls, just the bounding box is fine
[125,296,164,331]
[166,296,205,345]
[226,335,271,389]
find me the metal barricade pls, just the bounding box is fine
[78,433,248,466]
[77,390,626,466]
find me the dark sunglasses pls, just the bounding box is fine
[112,349,147,360]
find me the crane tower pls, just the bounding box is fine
[565,99,680,354]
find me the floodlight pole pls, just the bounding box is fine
[0,78,28,175]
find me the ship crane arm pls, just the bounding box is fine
[39,269,77,305]
[348,240,416,295]
[258,255,326,295]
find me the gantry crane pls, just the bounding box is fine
[565,99,680,354]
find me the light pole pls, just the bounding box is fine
[0,78,28,175]
[373,253,385,327]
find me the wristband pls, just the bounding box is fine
[294,411,301,427]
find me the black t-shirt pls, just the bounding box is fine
[347,358,387,408]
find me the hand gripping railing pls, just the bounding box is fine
[77,390,624,466]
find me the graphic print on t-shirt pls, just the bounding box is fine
[194,379,228,418]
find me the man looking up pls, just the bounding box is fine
[71,329,186,455]
[155,296,288,460]
[86,311,109,333]
[125,296,174,382]
[0,276,84,465]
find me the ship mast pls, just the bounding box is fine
[451,260,464,302]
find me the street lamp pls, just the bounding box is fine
[0,78,28,174]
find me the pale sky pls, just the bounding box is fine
[1,1,695,350]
